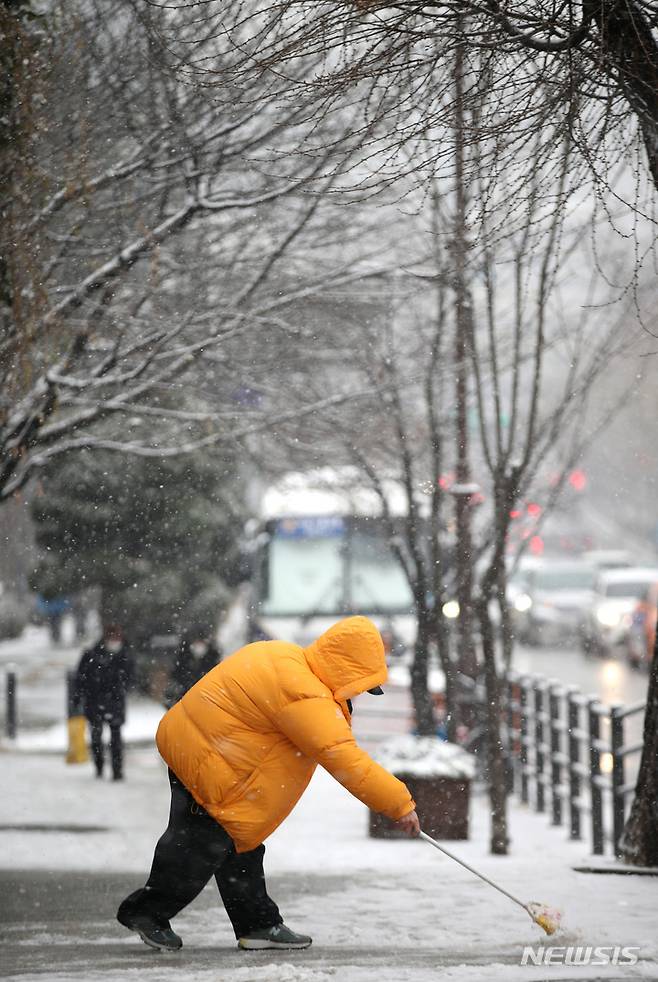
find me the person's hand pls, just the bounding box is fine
[394,809,420,837]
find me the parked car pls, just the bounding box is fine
[625,581,658,670]
[512,560,597,646]
[581,567,658,658]
[580,549,636,572]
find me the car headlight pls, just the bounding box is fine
[596,604,621,628]
[442,600,460,619]
[514,593,532,613]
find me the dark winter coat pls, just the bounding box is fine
[74,641,133,724]
[165,640,221,707]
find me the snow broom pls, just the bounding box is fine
[419,830,562,935]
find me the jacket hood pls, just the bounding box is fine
[304,616,387,702]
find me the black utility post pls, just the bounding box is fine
[610,704,626,858]
[519,676,530,805]
[549,682,562,826]
[567,686,582,841]
[5,670,16,739]
[506,675,517,794]
[534,680,546,813]
[588,698,604,856]
[66,669,77,719]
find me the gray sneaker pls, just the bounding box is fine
[117,911,183,951]
[238,923,312,950]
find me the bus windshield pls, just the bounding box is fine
[350,528,413,611]
[259,517,414,617]
[262,534,344,616]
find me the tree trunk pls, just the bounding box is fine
[620,617,658,866]
[0,2,57,501]
[497,565,514,672]
[452,29,478,708]
[411,606,437,736]
[0,3,22,344]
[435,613,458,742]
[478,595,509,854]
[475,481,514,854]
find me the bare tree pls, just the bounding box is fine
[148,2,658,222]
[0,0,380,501]
[302,278,454,741]
[465,138,634,851]
[268,149,638,851]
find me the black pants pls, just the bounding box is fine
[117,771,282,938]
[88,718,123,777]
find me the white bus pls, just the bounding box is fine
[219,469,417,656]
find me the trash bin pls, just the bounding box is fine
[369,736,475,840]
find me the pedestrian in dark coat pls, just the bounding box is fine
[164,629,221,708]
[74,624,133,780]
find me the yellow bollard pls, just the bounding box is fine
[66,715,89,764]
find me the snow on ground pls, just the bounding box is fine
[8,969,658,982]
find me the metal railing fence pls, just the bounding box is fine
[505,673,646,857]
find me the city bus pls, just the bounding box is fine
[219,468,417,657]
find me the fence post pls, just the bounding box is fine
[506,674,516,794]
[567,687,581,841]
[588,698,604,856]
[519,676,530,805]
[549,682,562,827]
[534,679,545,813]
[66,669,77,718]
[610,704,626,858]
[5,670,17,739]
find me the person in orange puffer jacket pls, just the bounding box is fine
[117,616,419,952]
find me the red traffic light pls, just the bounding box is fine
[568,470,587,491]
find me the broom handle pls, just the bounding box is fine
[418,830,529,913]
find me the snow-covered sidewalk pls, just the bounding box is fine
[2,738,657,982]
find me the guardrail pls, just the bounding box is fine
[505,673,646,857]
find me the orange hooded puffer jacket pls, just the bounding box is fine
[156,615,415,852]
